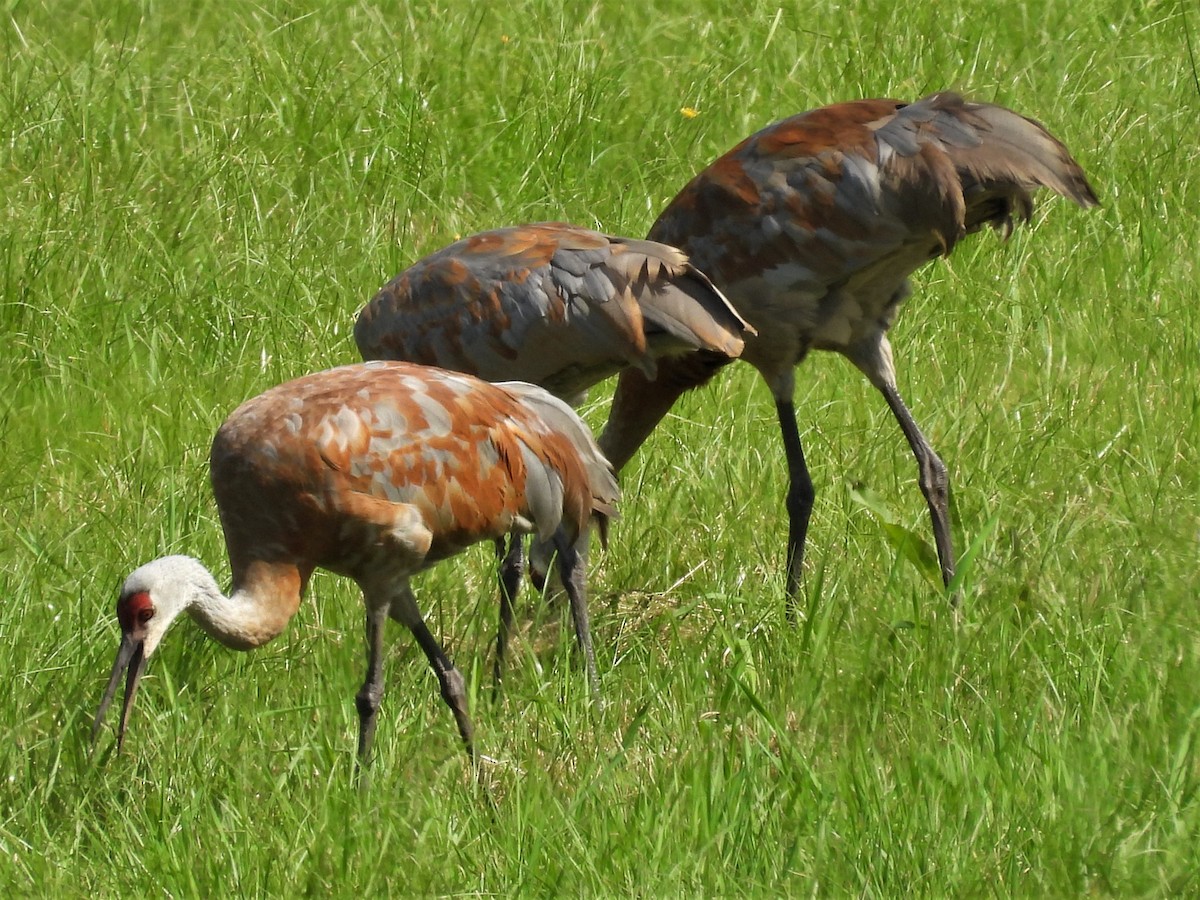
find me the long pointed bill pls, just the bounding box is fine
[92,632,147,751]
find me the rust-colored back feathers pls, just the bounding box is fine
[354,222,752,402]
[210,361,615,580]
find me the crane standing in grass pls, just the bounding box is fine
[598,92,1099,607]
[92,361,619,765]
[354,222,752,684]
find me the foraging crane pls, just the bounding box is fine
[355,222,753,683]
[92,361,620,765]
[598,92,1099,606]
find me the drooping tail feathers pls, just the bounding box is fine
[607,238,755,366]
[499,380,620,546]
[907,92,1100,240]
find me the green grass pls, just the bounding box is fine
[3,0,1198,894]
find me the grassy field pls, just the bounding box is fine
[3,0,1198,894]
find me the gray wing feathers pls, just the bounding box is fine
[637,263,753,358]
[356,226,754,401]
[515,442,565,542]
[955,99,1099,208]
[880,93,1098,247]
[608,239,754,357]
[498,380,621,524]
[911,93,1099,210]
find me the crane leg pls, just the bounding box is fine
[554,534,601,708]
[879,383,956,594]
[355,600,390,766]
[776,398,816,618]
[493,534,524,700]
[390,587,477,763]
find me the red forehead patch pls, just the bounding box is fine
[117,590,153,632]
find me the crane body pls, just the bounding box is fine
[93,361,619,764]
[355,222,752,404]
[599,92,1099,603]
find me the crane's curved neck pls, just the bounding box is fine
[189,560,304,651]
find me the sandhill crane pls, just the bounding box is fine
[598,92,1099,607]
[92,361,619,765]
[354,222,753,684]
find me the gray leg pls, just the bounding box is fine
[776,398,816,617]
[879,383,956,593]
[493,534,524,699]
[355,600,391,766]
[848,331,956,600]
[390,586,476,763]
[555,533,601,707]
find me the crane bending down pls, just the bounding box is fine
[355,222,752,685]
[598,92,1099,606]
[92,361,620,765]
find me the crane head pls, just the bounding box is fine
[91,590,152,752]
[91,556,204,751]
